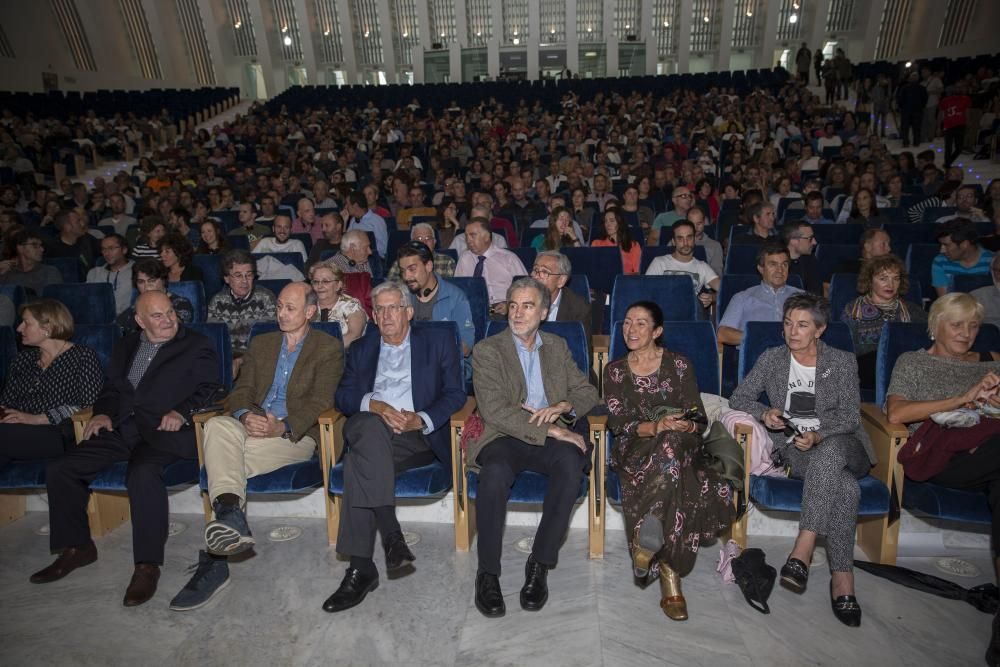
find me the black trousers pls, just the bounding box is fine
[944,125,966,167]
[930,437,1000,555]
[46,420,182,564]
[0,422,72,468]
[336,412,435,559]
[475,418,591,577]
[900,110,924,146]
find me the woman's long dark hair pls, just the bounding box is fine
[595,206,634,252]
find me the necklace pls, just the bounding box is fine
[39,340,69,370]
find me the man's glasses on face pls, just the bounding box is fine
[373,304,406,316]
[531,267,564,279]
[413,235,434,244]
[229,272,254,281]
[673,193,693,200]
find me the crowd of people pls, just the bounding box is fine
[3,56,1000,661]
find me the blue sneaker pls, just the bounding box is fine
[169,550,230,611]
[204,501,254,556]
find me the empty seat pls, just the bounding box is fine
[42,283,116,324]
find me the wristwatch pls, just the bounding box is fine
[281,419,292,440]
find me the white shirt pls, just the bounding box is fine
[645,255,718,292]
[253,237,308,262]
[359,332,433,433]
[784,356,820,439]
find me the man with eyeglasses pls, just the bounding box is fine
[386,223,456,281]
[323,281,465,613]
[782,221,822,295]
[207,249,277,374]
[532,250,592,345]
[0,228,62,296]
[651,186,695,245]
[86,233,134,314]
[172,282,342,611]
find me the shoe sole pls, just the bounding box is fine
[322,580,379,613]
[520,593,548,611]
[780,574,807,593]
[205,522,254,556]
[475,600,506,618]
[169,576,232,611]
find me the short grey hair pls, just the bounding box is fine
[342,229,368,250]
[371,279,411,306]
[506,276,551,312]
[536,250,572,277]
[782,292,831,329]
[410,222,434,238]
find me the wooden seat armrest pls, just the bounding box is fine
[71,408,94,444]
[591,335,609,354]
[450,397,477,427]
[587,414,608,429]
[193,408,224,425]
[317,408,343,427]
[861,403,908,489]
[860,403,910,440]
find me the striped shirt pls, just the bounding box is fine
[931,247,994,288]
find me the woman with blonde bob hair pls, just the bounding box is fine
[308,259,367,347]
[842,254,926,391]
[0,299,103,466]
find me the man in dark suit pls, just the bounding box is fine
[531,250,592,346]
[31,291,221,607]
[322,280,466,613]
[170,282,344,611]
[467,277,599,618]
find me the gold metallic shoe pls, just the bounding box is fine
[659,565,688,621]
[633,547,655,580]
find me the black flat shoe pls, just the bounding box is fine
[322,567,379,613]
[520,555,549,611]
[830,582,862,627]
[383,531,415,575]
[475,572,505,618]
[780,557,809,593]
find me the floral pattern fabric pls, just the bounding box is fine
[604,350,734,576]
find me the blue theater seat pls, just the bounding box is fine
[561,247,623,295]
[609,275,699,327]
[192,254,223,298]
[828,274,923,322]
[43,257,81,283]
[43,283,116,324]
[169,280,206,322]
[0,325,15,388]
[951,273,992,293]
[448,276,489,344]
[452,320,601,556]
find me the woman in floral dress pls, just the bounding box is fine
[603,301,734,621]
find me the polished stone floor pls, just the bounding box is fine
[0,511,994,667]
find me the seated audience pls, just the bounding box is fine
[100,193,136,236]
[0,299,102,467]
[132,216,167,259]
[733,202,778,245]
[971,254,1000,328]
[207,249,277,368]
[646,219,720,317]
[832,228,892,276]
[532,250,593,345]
[196,219,229,255]
[730,293,874,627]
[32,292,221,607]
[455,218,527,318]
[651,186,695,244]
[228,202,269,249]
[936,185,989,224]
[46,209,98,273]
[603,301,733,620]
[933,218,995,297]
[330,229,374,276]
[801,191,834,225]
[343,191,388,260]
[308,260,367,348]
[171,283,343,611]
[782,221,821,294]
[323,281,465,613]
[842,254,926,392]
[689,207,723,276]
[159,233,203,284]
[718,243,803,346]
[531,206,583,251]
[386,223,456,281]
[397,242,474,357]
[0,228,63,296]
[591,207,641,275]
[86,233,134,314]
[844,188,882,227]
[252,213,307,263]
[117,258,194,334]
[307,212,345,267]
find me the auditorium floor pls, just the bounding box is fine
[0,512,993,666]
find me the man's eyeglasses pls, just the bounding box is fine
[228,272,254,281]
[373,304,408,316]
[673,193,693,199]
[531,267,564,278]
[796,235,815,242]
[413,235,434,243]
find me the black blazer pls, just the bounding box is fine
[93,325,221,458]
[555,286,593,347]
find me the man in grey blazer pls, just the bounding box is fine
[467,277,600,618]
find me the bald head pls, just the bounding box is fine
[277,282,317,335]
[135,291,178,343]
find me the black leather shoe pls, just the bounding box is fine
[830,582,862,627]
[520,555,549,611]
[322,568,379,613]
[780,557,809,593]
[30,542,97,584]
[475,572,505,618]
[383,531,415,574]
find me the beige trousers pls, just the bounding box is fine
[203,415,316,507]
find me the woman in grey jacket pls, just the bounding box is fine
[730,293,875,627]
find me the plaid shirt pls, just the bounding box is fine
[385,252,456,281]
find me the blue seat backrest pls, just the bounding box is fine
[510,247,537,272]
[739,321,855,384]
[187,322,234,391]
[192,254,223,298]
[875,322,1000,406]
[725,245,761,274]
[812,225,864,245]
[385,229,413,267]
[922,207,957,224]
[485,321,589,376]
[952,273,992,293]
[828,274,924,321]
[610,275,698,324]
[608,320,720,394]
[448,276,489,343]
[256,252,305,274]
[906,244,939,302]
[561,247,623,294]
[0,284,26,314]
[290,232,313,254]
[566,274,591,303]
[815,244,860,281]
[255,279,292,298]
[42,283,116,324]
[0,325,17,388]
[43,257,81,283]
[169,280,206,322]
[72,323,121,370]
[227,235,250,250]
[249,321,343,342]
[883,222,936,245]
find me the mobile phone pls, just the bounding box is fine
[699,286,716,295]
[778,415,802,438]
[249,402,267,417]
[681,406,700,421]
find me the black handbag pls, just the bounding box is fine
[731,548,777,614]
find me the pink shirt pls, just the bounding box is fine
[292,217,324,243]
[455,244,528,304]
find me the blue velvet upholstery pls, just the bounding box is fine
[201,453,323,493]
[921,207,957,224]
[449,276,489,343]
[724,245,762,274]
[750,474,890,515]
[43,257,81,283]
[0,325,16,389]
[902,481,993,525]
[561,247,623,294]
[192,254,223,298]
[610,275,698,325]
[510,248,537,272]
[169,280,206,322]
[72,323,120,370]
[566,274,591,303]
[815,244,860,282]
[467,469,589,501]
[256,251,305,274]
[486,321,589,376]
[639,246,707,273]
[811,225,864,245]
[227,236,250,250]
[95,459,199,490]
[739,321,854,384]
[42,283,116,324]
[0,284,26,314]
[290,233,313,254]
[882,223,937,245]
[608,320,720,394]
[255,279,291,298]
[186,322,234,392]
[828,274,923,322]
[952,273,993,293]
[329,460,452,497]
[0,459,48,488]
[906,245,939,304]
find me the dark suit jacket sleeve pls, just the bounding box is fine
[334,330,376,416]
[557,288,592,345]
[172,335,222,418]
[418,329,467,431]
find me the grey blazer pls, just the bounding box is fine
[467,329,600,471]
[728,340,876,465]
